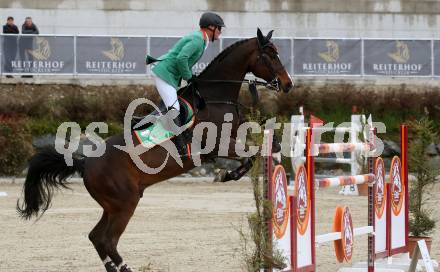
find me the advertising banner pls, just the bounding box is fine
[2,35,74,74]
[364,40,431,76]
[76,36,146,74]
[294,39,361,75]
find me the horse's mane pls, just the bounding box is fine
[198,38,253,78]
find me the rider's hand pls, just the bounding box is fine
[187,75,196,84]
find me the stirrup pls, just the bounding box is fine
[175,136,189,158]
[177,145,189,158]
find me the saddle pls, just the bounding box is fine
[132,98,195,149]
[131,98,191,131]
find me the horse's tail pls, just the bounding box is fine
[16,147,85,220]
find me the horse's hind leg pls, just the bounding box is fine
[104,199,139,272]
[89,211,119,272]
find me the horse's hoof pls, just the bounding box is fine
[119,264,133,272]
[213,169,228,182]
[272,134,282,153]
[104,262,118,272]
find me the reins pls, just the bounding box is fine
[193,78,280,91]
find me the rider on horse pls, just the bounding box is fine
[146,12,225,157]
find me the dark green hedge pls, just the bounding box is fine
[0,117,33,176]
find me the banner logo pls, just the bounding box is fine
[388,41,410,64]
[374,158,387,219]
[334,206,354,262]
[28,37,51,60]
[272,165,289,239]
[342,207,354,262]
[102,38,125,61]
[296,165,310,235]
[319,41,339,63]
[390,156,404,216]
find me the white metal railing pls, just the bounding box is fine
[290,111,370,196]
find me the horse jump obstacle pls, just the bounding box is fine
[290,113,370,196]
[265,124,409,271]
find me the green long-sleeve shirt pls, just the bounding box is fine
[151,31,206,88]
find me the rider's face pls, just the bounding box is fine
[207,26,221,41]
[214,27,222,40]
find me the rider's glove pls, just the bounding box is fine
[187,75,197,84]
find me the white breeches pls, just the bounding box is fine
[152,73,180,112]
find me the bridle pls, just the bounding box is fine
[256,42,283,91]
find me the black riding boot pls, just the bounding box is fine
[173,116,188,158]
[164,108,188,158]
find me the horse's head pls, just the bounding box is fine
[249,28,293,93]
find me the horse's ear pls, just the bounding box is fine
[257,28,265,46]
[266,30,274,41]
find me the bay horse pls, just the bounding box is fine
[17,29,293,272]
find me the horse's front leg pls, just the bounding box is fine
[213,133,282,182]
[222,157,254,182]
[214,137,256,182]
